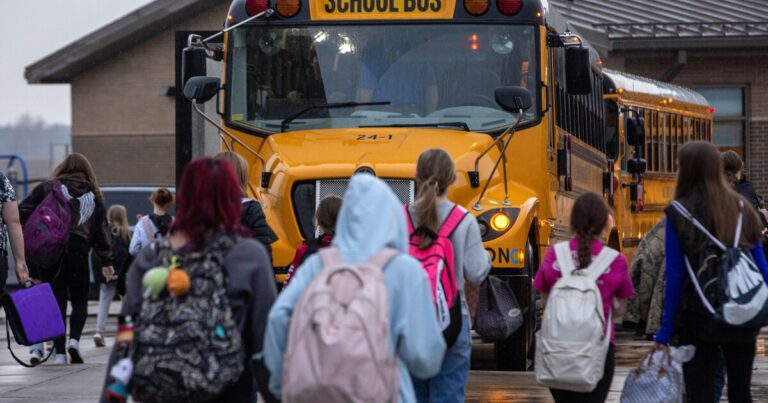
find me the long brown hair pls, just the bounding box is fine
[52,153,103,202]
[570,192,611,269]
[413,148,456,249]
[720,150,743,186]
[215,151,249,196]
[676,141,761,246]
[108,205,132,243]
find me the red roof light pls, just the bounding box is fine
[246,0,269,16]
[497,0,522,15]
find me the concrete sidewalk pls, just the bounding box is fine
[0,302,118,402]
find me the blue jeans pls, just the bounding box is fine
[412,315,471,403]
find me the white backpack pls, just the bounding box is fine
[535,241,618,392]
[282,247,400,403]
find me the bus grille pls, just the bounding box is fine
[292,178,415,239]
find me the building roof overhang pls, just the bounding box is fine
[25,0,226,84]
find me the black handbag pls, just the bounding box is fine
[474,276,523,340]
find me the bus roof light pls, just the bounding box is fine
[276,0,300,17]
[497,0,522,16]
[246,0,269,16]
[464,0,489,16]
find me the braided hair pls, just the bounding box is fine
[570,192,611,268]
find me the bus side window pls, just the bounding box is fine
[604,101,619,160]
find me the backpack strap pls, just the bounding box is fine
[365,248,399,270]
[403,205,416,236]
[553,241,576,277]
[141,216,154,240]
[670,200,727,251]
[585,247,620,281]
[319,247,343,268]
[437,205,468,239]
[734,200,744,248]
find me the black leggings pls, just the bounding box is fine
[550,344,615,403]
[51,239,91,354]
[684,339,756,403]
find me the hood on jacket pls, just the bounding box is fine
[57,172,93,197]
[332,174,409,263]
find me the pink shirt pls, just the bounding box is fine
[533,238,635,342]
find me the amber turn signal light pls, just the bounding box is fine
[276,0,300,17]
[464,0,489,16]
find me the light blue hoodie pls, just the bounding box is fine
[263,174,447,402]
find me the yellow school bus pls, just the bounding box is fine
[602,69,713,262]
[181,0,712,370]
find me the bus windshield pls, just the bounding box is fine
[227,24,537,133]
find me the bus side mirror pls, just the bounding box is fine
[182,46,208,86]
[626,116,646,146]
[184,77,220,104]
[628,158,647,175]
[565,47,591,95]
[494,86,533,113]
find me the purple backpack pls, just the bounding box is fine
[23,180,73,270]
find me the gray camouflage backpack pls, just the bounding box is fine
[129,235,244,403]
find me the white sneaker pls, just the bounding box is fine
[93,332,105,347]
[29,349,44,365]
[67,339,83,364]
[53,354,67,365]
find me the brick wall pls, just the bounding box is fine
[73,135,175,185]
[750,120,768,197]
[69,3,230,185]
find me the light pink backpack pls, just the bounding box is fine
[405,205,466,347]
[282,247,400,403]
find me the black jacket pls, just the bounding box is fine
[735,179,767,228]
[240,200,277,261]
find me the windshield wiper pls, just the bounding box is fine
[360,122,470,131]
[280,101,390,132]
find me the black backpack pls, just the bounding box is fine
[670,200,768,330]
[129,235,244,403]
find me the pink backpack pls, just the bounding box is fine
[282,247,400,403]
[405,205,467,347]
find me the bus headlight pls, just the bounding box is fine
[476,208,519,241]
[490,212,511,232]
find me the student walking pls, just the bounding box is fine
[129,188,174,256]
[264,173,446,403]
[0,171,29,288]
[407,148,491,403]
[118,158,277,401]
[657,141,768,403]
[93,205,133,347]
[283,195,341,287]
[721,150,768,228]
[20,153,113,365]
[215,151,277,260]
[534,192,634,403]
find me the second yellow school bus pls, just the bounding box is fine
[182,0,713,370]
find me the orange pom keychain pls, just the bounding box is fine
[166,256,191,298]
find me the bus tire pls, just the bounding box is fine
[493,238,537,371]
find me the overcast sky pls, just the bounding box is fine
[0,0,155,126]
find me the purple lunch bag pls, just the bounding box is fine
[2,283,65,367]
